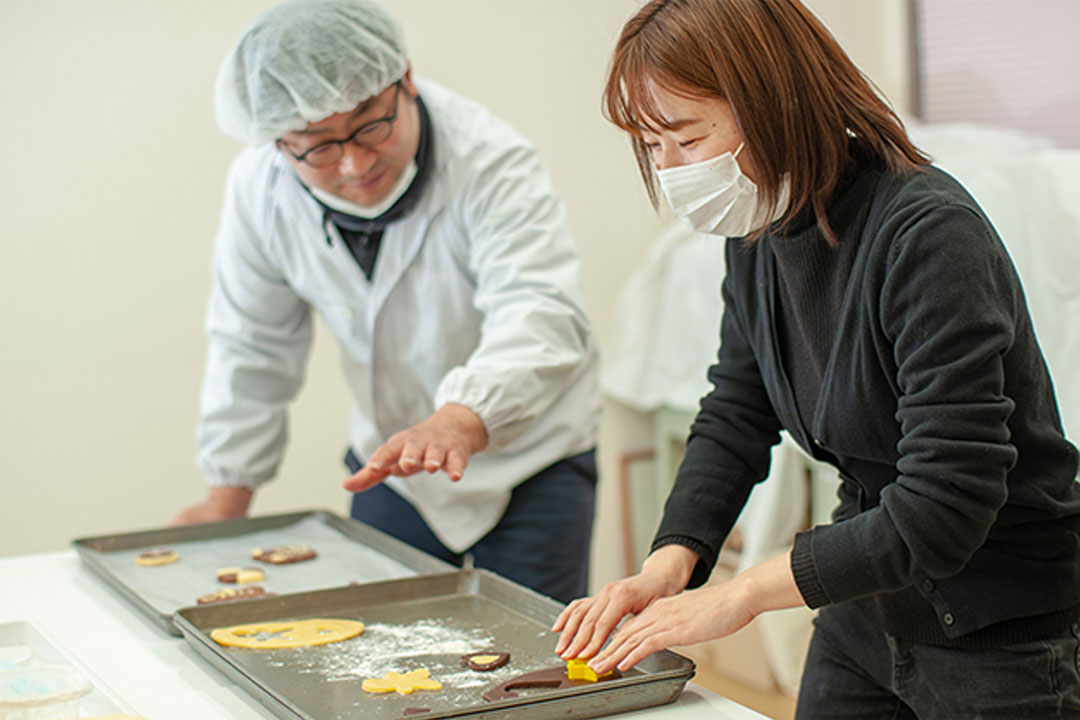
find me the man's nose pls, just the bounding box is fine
[338,141,376,174]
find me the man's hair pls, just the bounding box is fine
[603,0,929,243]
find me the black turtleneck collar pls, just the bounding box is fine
[309,93,436,281]
[771,142,885,239]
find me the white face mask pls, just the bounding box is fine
[657,143,784,237]
[309,160,417,219]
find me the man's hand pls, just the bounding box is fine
[171,485,254,526]
[344,403,488,492]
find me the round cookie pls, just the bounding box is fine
[210,618,364,649]
[134,549,178,567]
[251,545,317,564]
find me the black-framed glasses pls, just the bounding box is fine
[280,82,403,168]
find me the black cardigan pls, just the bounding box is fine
[654,159,1080,642]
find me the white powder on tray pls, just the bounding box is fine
[265,617,532,705]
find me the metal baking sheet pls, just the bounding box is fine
[175,569,695,720]
[0,620,137,715]
[72,509,454,635]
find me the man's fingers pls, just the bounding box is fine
[423,443,447,473]
[445,449,467,481]
[365,436,405,472]
[343,465,390,493]
[397,439,424,473]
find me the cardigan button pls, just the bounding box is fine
[922,578,934,593]
[943,612,955,626]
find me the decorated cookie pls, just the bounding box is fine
[216,566,266,584]
[210,618,364,649]
[461,652,510,672]
[362,668,442,695]
[134,548,178,567]
[481,664,621,703]
[251,544,317,564]
[197,585,276,605]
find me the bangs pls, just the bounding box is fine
[604,31,713,136]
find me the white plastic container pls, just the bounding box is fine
[0,665,93,719]
[0,646,34,673]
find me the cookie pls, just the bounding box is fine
[216,566,266,584]
[482,664,621,702]
[362,668,442,695]
[197,585,276,605]
[134,548,178,567]
[461,652,510,672]
[210,618,364,649]
[251,544,317,564]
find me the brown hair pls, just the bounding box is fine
[603,0,929,243]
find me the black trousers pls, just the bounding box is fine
[796,599,1080,719]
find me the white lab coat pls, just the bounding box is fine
[196,78,601,552]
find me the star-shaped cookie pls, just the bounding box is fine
[362,668,442,695]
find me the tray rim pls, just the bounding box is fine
[71,508,456,636]
[173,568,696,720]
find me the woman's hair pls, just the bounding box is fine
[603,0,930,243]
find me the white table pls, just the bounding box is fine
[0,550,767,719]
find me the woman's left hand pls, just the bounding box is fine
[588,550,805,676]
[587,581,754,675]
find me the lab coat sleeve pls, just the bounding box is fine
[433,142,594,452]
[653,259,785,588]
[195,158,314,488]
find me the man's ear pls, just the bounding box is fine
[399,65,419,98]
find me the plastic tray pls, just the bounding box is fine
[0,620,137,717]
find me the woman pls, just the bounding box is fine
[553,1,1080,717]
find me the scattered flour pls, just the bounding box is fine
[264,617,531,705]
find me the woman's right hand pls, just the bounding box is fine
[551,544,698,661]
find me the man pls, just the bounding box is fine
[173,0,600,603]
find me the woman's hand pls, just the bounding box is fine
[570,550,805,675]
[552,545,698,662]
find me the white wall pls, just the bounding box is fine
[0,0,912,593]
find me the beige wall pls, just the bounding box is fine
[0,0,912,593]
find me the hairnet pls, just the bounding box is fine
[215,0,408,146]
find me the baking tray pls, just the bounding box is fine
[174,569,695,720]
[0,619,138,716]
[72,509,454,636]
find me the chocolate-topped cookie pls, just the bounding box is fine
[251,544,317,564]
[461,652,510,672]
[197,585,276,605]
[216,566,266,583]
